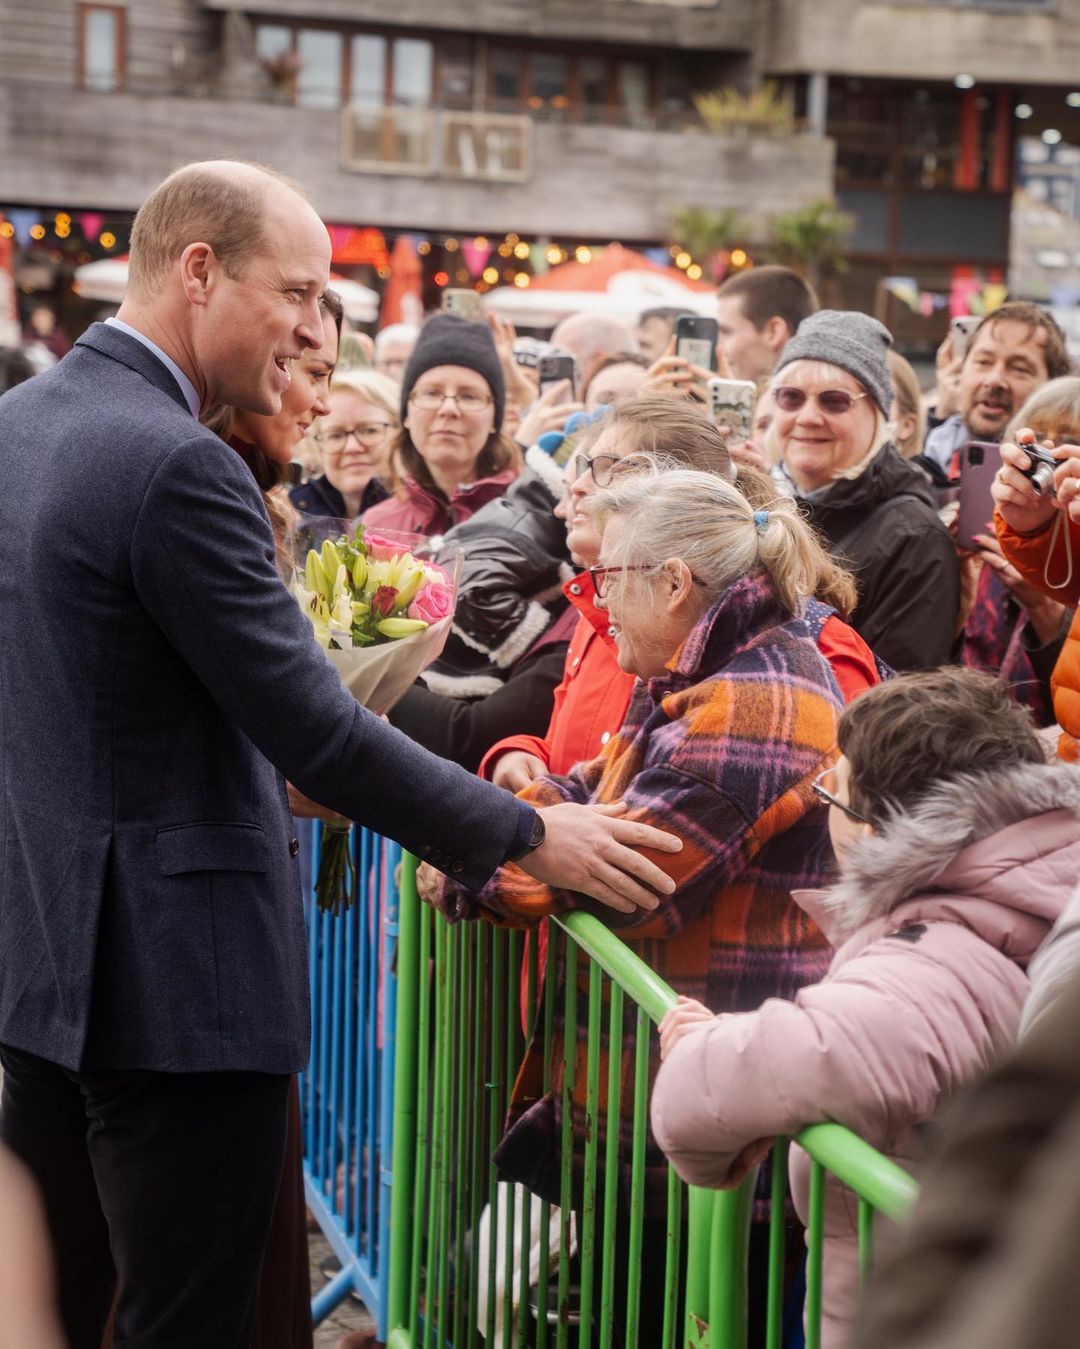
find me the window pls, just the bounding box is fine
[349,35,386,107]
[580,58,610,122]
[490,49,525,107]
[530,53,569,115]
[78,4,125,93]
[391,39,433,109]
[296,30,343,109]
[439,37,475,109]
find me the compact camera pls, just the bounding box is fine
[1019,443,1058,497]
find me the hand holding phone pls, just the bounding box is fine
[675,316,719,374]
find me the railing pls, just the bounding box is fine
[384,851,918,1349]
[340,106,532,181]
[301,823,401,1339]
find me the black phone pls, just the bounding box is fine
[538,354,577,399]
[957,441,1002,551]
[675,315,719,373]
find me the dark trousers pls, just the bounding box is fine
[0,1043,290,1349]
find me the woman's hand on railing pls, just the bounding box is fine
[517,801,682,915]
[659,995,716,1060]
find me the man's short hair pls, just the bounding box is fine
[638,306,697,326]
[967,300,1072,381]
[716,265,818,335]
[838,667,1044,825]
[128,161,304,296]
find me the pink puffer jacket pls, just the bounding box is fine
[652,760,1080,1348]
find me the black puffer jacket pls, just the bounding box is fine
[419,444,574,699]
[800,444,960,673]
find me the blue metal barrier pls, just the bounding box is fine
[300,822,400,1338]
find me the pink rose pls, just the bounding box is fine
[363,529,409,562]
[407,582,453,624]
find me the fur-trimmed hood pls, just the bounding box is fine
[798,761,1080,948]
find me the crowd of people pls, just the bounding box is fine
[1,158,1080,1349]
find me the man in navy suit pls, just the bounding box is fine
[0,161,679,1348]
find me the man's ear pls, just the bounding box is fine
[765,316,790,353]
[179,241,216,308]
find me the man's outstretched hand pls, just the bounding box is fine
[516,801,681,914]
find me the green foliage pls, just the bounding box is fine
[692,81,795,137]
[671,207,744,265]
[767,199,854,281]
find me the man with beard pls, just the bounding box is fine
[922,302,1071,478]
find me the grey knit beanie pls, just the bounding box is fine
[400,313,505,430]
[773,310,894,416]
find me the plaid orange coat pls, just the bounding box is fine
[435,570,841,1210]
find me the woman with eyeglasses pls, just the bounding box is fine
[361,314,522,537]
[654,666,1079,1348]
[288,369,397,521]
[767,310,959,673]
[420,466,841,1343]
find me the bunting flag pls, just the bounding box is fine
[6,208,39,247]
[462,239,493,275]
[528,243,549,276]
[77,212,104,242]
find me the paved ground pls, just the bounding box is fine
[309,1229,377,1349]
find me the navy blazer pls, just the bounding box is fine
[0,324,532,1073]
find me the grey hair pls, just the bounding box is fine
[374,323,420,355]
[1006,375,1080,442]
[587,468,821,614]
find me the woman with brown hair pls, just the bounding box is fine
[362,313,522,536]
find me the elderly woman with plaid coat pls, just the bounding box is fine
[422,468,841,1321]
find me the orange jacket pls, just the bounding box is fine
[996,509,1080,762]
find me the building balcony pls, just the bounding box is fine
[0,83,833,240]
[200,0,758,53]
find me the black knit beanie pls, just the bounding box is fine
[774,310,894,417]
[399,314,505,430]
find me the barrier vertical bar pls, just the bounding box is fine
[556,938,578,1349]
[805,1159,826,1349]
[535,926,559,1349]
[578,961,603,1349]
[386,851,420,1341]
[661,1165,684,1349]
[624,1008,650,1348]
[377,840,402,1337]
[598,981,624,1349]
[765,1138,789,1349]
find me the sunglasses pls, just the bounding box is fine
[774,387,868,416]
[812,766,871,824]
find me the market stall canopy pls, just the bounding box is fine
[484,243,714,328]
[73,257,380,324]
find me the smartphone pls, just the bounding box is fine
[707,378,757,442]
[957,440,1002,551]
[442,288,484,322]
[538,354,577,400]
[950,316,981,363]
[675,315,719,373]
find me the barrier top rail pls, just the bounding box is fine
[554,910,919,1223]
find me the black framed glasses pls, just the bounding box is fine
[773,387,868,416]
[569,451,648,488]
[315,423,394,452]
[588,563,707,600]
[812,766,871,824]
[409,388,493,413]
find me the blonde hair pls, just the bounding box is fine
[766,359,891,478]
[325,368,401,423]
[1006,375,1080,442]
[590,468,825,615]
[128,160,305,296]
[886,350,926,459]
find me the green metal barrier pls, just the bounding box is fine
[386,854,918,1349]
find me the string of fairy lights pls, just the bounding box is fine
[0,210,754,295]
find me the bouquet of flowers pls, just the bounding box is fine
[291,519,459,912]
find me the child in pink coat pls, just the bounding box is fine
[652,667,1080,1348]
